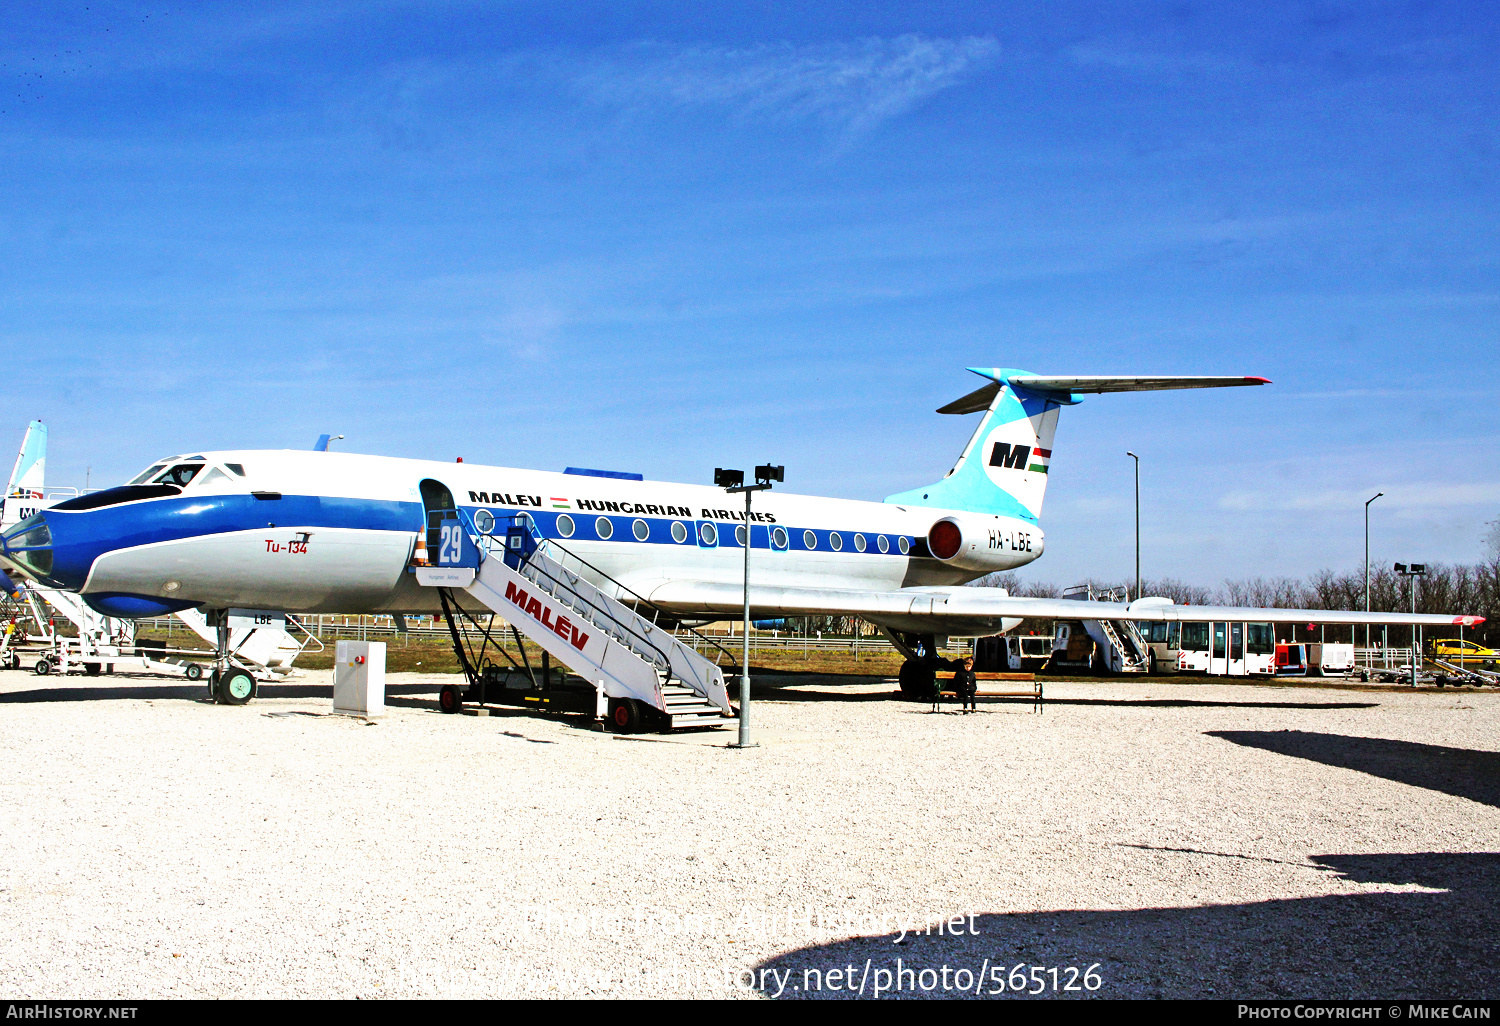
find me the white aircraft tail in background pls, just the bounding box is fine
[1,420,46,532]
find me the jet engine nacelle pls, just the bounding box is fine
[925,514,1043,573]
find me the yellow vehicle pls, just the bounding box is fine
[1430,638,1499,668]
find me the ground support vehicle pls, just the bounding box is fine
[1175,621,1277,677]
[1306,642,1355,677]
[1046,587,1151,674]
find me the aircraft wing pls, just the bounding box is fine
[639,581,1484,634]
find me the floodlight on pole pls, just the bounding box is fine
[1364,492,1382,660]
[1393,561,1428,687]
[1126,452,1140,602]
[717,464,782,749]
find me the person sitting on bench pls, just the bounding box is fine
[954,656,978,713]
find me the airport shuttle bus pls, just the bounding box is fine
[1175,621,1276,677]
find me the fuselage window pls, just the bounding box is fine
[671,521,688,543]
[699,522,718,546]
[596,517,614,540]
[556,514,576,538]
[877,535,889,553]
[854,533,867,552]
[829,532,843,552]
[897,536,910,555]
[771,526,788,550]
[632,518,650,541]
[734,525,747,547]
[473,509,496,535]
[803,530,817,550]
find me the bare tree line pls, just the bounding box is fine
[974,560,1500,644]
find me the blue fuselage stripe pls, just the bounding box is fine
[27,493,918,592]
[41,494,420,589]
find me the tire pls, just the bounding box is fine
[85,663,101,677]
[184,663,203,682]
[609,697,644,733]
[897,660,936,700]
[33,657,51,676]
[219,669,255,706]
[438,683,462,714]
[1148,652,1158,676]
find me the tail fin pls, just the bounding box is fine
[1,421,46,531]
[885,369,1269,521]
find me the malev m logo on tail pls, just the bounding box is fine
[987,441,1050,474]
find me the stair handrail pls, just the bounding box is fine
[523,530,741,672]
[485,515,731,710]
[469,514,681,685]
[284,613,325,654]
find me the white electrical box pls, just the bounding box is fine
[333,640,386,717]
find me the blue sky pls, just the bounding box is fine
[2,1,1496,587]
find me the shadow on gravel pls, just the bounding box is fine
[1209,730,1500,809]
[752,685,1375,710]
[0,682,441,704]
[1039,698,1378,710]
[751,852,1500,999]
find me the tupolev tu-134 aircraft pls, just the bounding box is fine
[0,368,1481,711]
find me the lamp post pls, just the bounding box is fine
[1364,492,1383,660]
[715,464,783,749]
[1126,452,1140,602]
[1393,562,1427,687]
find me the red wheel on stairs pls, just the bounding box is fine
[609,697,643,733]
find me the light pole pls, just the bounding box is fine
[1364,493,1382,660]
[715,463,783,749]
[1126,452,1140,602]
[1393,562,1427,687]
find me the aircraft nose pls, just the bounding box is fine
[0,513,55,583]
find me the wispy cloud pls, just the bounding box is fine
[1220,483,1500,512]
[573,35,999,142]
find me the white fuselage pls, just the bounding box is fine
[27,450,1044,618]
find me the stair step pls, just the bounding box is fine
[670,712,732,728]
[665,701,718,714]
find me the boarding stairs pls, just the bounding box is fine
[417,513,732,730]
[1088,619,1150,673]
[1061,586,1150,674]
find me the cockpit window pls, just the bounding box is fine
[152,464,202,487]
[225,464,245,477]
[128,464,168,485]
[197,467,232,487]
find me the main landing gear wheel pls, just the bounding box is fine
[218,669,255,706]
[898,660,936,700]
[184,663,204,682]
[609,697,644,734]
[85,663,101,676]
[33,657,52,676]
[438,684,462,714]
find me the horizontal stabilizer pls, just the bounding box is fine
[937,372,1269,413]
[1012,375,1271,394]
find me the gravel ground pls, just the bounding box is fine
[0,665,1496,1000]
